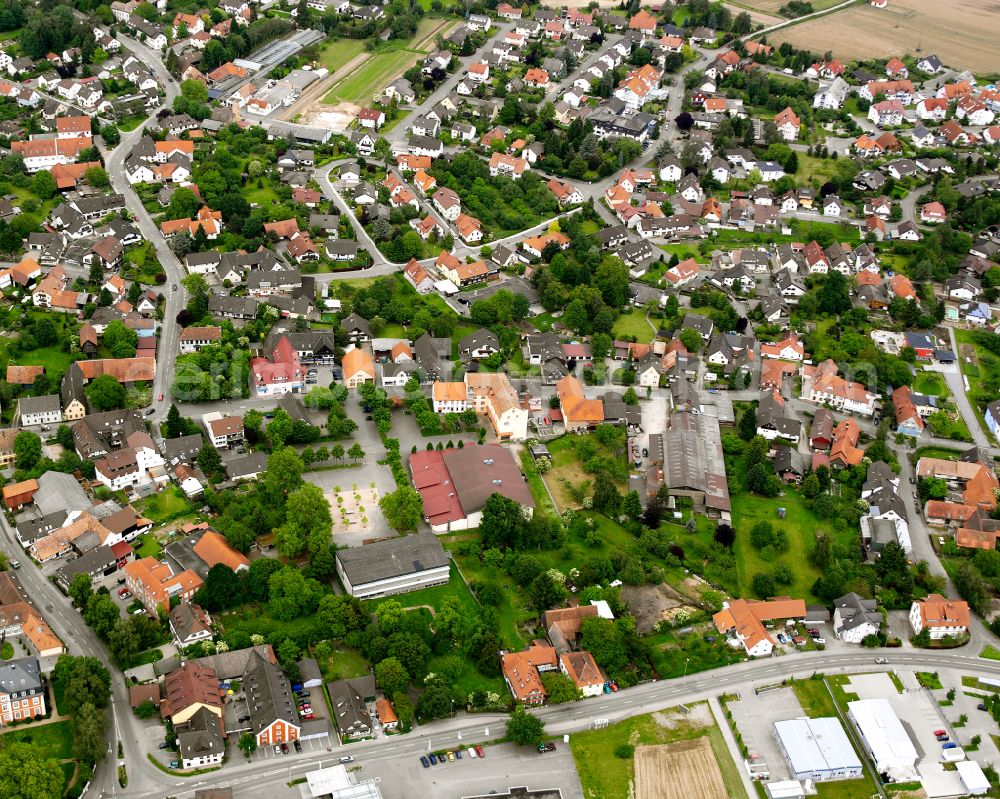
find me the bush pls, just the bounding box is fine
[614,743,634,759]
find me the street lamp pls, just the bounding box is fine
[683,658,690,679]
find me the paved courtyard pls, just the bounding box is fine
[329,486,381,535]
[726,686,804,782]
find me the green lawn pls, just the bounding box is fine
[519,449,556,517]
[981,645,1000,660]
[324,50,424,105]
[795,154,839,184]
[363,562,479,617]
[0,720,74,760]
[316,37,368,73]
[320,645,370,680]
[0,641,12,659]
[612,309,654,343]
[570,705,747,799]
[916,671,943,689]
[134,532,163,560]
[913,371,947,397]
[136,486,194,525]
[731,487,851,602]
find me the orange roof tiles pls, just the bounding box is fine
[556,375,603,423]
[341,348,375,379]
[915,594,970,630]
[193,530,249,572]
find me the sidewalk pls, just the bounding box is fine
[708,696,755,799]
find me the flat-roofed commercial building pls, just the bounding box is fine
[846,698,918,779]
[773,717,862,781]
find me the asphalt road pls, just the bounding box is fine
[107,33,188,426]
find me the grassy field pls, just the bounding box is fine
[612,309,655,343]
[570,705,747,799]
[981,645,1000,661]
[134,532,163,559]
[323,19,450,105]
[914,371,947,396]
[316,37,368,72]
[0,720,74,760]
[364,562,479,616]
[731,486,851,602]
[543,433,628,513]
[136,486,193,524]
[320,645,370,680]
[796,153,840,184]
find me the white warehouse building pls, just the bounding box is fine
[847,698,918,780]
[773,717,863,782]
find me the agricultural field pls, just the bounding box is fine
[570,705,745,799]
[727,0,842,13]
[770,0,998,74]
[635,738,727,799]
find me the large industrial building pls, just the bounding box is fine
[773,717,863,782]
[846,698,918,779]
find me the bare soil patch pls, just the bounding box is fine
[621,583,701,635]
[635,738,728,799]
[770,0,999,74]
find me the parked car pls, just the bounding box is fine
[429,754,437,765]
[978,703,988,711]
[610,682,619,692]
[537,742,556,753]
[807,628,820,637]
[293,740,302,753]
[455,749,462,759]
[942,742,957,750]
[170,761,179,768]
[158,742,169,750]
[475,745,485,758]
[936,734,949,742]
[281,743,289,754]
[420,755,430,768]
[813,637,826,645]
[447,751,455,762]
[468,747,477,758]
[10,561,19,569]
[238,715,250,723]
[274,746,281,755]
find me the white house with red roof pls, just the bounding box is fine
[250,336,304,397]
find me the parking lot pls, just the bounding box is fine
[252,734,332,761]
[726,686,804,781]
[358,742,585,799]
